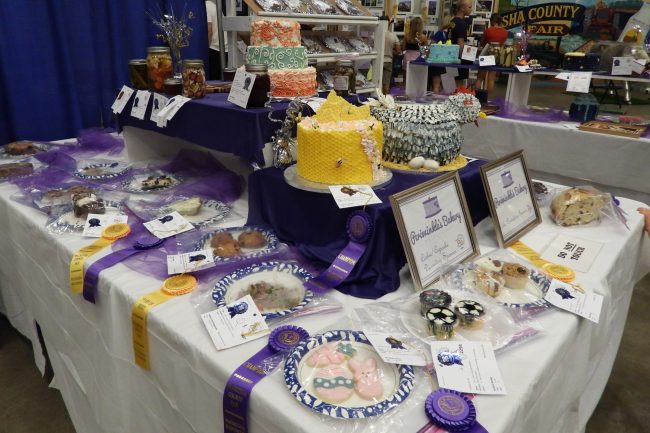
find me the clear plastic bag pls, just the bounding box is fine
[45,190,129,235]
[275,318,431,433]
[358,282,541,355]
[322,36,349,53]
[335,0,365,16]
[126,194,236,229]
[347,37,371,54]
[191,259,342,324]
[306,0,338,14]
[257,0,288,12]
[549,185,628,228]
[446,249,553,321]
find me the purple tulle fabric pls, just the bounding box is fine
[75,128,124,156]
[491,97,569,123]
[10,166,74,190]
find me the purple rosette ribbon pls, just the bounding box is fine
[223,325,309,433]
[424,389,488,433]
[304,210,373,293]
[82,232,165,303]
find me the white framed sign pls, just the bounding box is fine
[480,150,541,247]
[390,171,480,291]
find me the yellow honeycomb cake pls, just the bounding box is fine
[296,92,384,185]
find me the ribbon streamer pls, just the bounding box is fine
[223,326,308,433]
[304,211,372,292]
[69,223,131,294]
[131,274,196,369]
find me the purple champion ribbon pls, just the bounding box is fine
[420,389,489,433]
[82,234,165,303]
[304,210,372,293]
[223,325,309,433]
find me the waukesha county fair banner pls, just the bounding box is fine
[501,3,587,36]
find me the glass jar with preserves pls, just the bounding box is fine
[147,46,173,92]
[182,59,206,99]
[223,67,237,82]
[128,59,149,90]
[163,78,183,96]
[334,59,356,96]
[245,64,271,108]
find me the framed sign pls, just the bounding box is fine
[479,150,541,247]
[390,171,480,291]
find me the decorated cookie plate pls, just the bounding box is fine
[159,200,230,227]
[0,142,51,159]
[284,330,415,419]
[283,165,393,194]
[49,200,124,233]
[212,261,312,320]
[121,172,183,193]
[453,265,551,312]
[197,226,278,262]
[74,162,131,180]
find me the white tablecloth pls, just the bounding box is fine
[461,116,650,205]
[1,148,648,433]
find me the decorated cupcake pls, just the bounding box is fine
[454,300,485,329]
[426,307,457,340]
[419,289,452,316]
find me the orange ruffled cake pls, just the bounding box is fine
[297,92,384,185]
[248,19,317,98]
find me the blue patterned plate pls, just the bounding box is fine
[452,265,551,312]
[74,162,131,180]
[212,261,312,320]
[121,172,183,193]
[159,200,230,227]
[284,330,415,419]
[197,226,279,262]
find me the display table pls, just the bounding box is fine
[116,92,292,164]
[247,162,490,299]
[1,147,649,433]
[461,115,650,204]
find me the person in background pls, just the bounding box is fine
[402,16,428,84]
[380,15,401,95]
[475,14,508,93]
[429,18,452,93]
[638,208,650,237]
[206,0,227,80]
[450,0,473,87]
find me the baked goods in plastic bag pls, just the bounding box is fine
[257,0,287,12]
[306,0,338,14]
[550,186,612,227]
[335,0,365,15]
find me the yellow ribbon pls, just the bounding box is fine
[509,240,576,283]
[132,274,197,370]
[69,223,131,294]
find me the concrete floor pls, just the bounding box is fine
[0,273,648,432]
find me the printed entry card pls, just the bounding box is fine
[480,150,541,247]
[390,171,480,291]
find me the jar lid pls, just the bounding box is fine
[148,46,170,53]
[337,59,354,66]
[245,63,268,72]
[183,59,204,67]
[308,59,318,66]
[223,67,237,72]
[164,78,182,85]
[129,59,147,65]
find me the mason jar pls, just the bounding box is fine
[334,59,356,96]
[146,46,173,92]
[128,59,149,90]
[182,59,206,98]
[245,64,271,108]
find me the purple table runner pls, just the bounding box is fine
[247,161,490,299]
[116,93,291,164]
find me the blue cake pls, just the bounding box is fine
[427,42,460,63]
